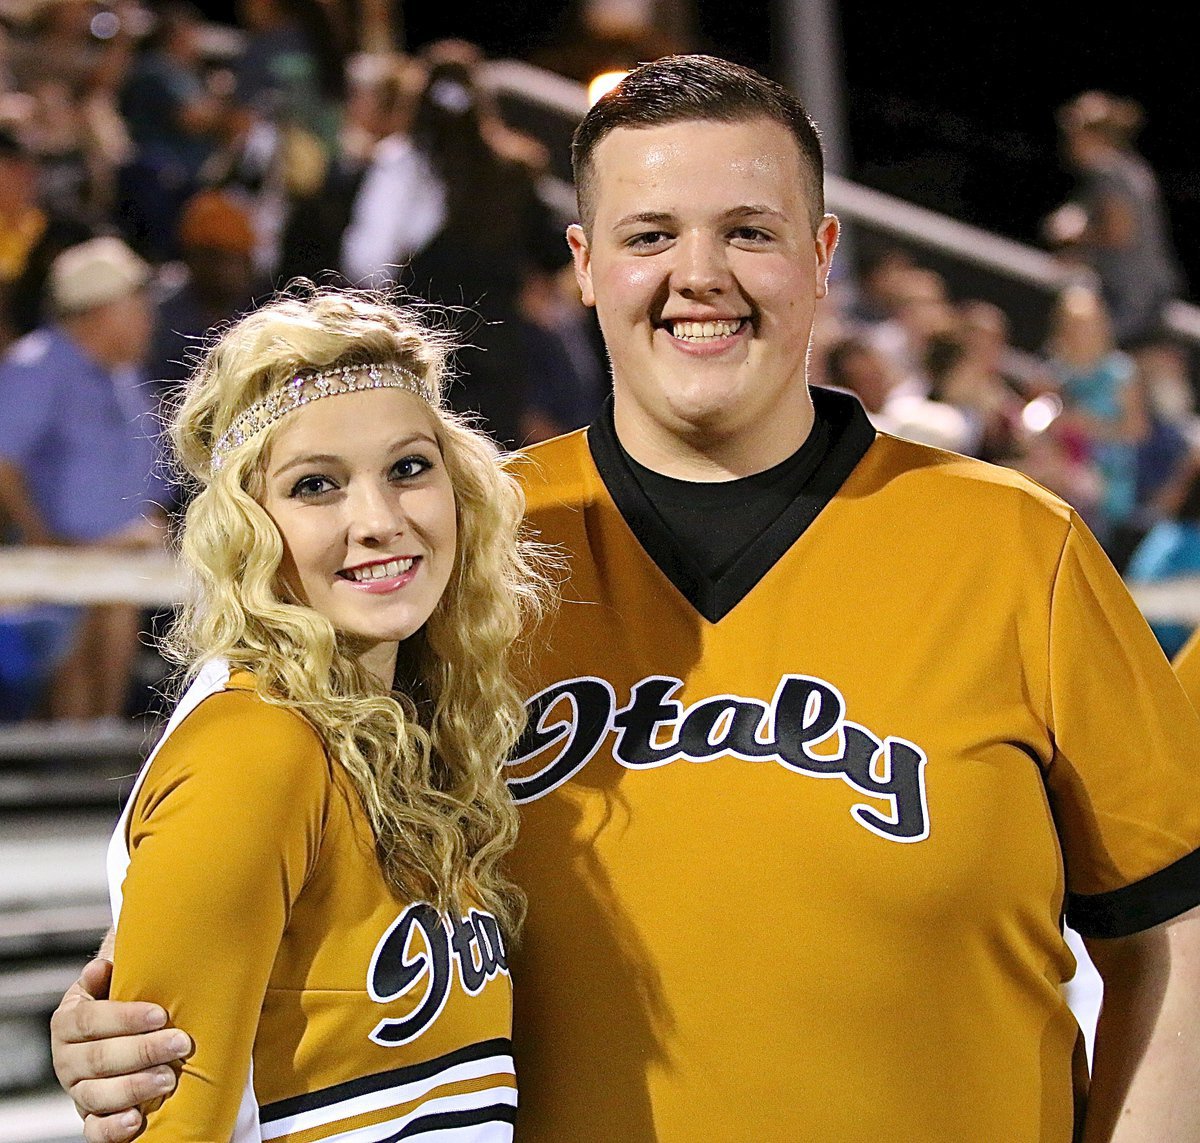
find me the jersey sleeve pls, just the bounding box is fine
[111,689,331,1141]
[1044,515,1200,938]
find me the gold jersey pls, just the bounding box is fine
[504,390,1200,1142]
[1174,625,1200,706]
[109,660,516,1142]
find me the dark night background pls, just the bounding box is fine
[212,1,1200,302]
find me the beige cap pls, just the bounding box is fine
[49,236,152,315]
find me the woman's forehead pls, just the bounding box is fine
[265,388,441,465]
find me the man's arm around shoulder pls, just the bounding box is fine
[50,936,192,1143]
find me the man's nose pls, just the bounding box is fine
[673,232,731,297]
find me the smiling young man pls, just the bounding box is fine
[52,56,1200,1143]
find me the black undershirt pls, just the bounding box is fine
[587,386,877,622]
[622,411,833,580]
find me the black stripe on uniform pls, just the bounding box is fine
[259,1037,513,1124]
[375,1102,518,1141]
[1067,845,1200,939]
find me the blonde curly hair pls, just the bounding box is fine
[164,286,550,937]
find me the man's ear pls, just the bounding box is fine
[566,224,596,308]
[814,214,839,300]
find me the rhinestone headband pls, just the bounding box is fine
[210,362,432,470]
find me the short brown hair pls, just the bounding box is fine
[572,54,826,234]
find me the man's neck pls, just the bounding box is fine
[612,396,817,482]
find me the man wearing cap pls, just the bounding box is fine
[0,235,169,718]
[148,188,260,389]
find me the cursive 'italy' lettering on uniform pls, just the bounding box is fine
[505,387,1200,1143]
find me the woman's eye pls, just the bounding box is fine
[392,455,434,480]
[289,474,336,499]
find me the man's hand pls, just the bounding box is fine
[50,958,192,1143]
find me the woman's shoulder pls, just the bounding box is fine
[146,668,330,800]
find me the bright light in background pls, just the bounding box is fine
[90,10,121,39]
[1021,393,1063,434]
[588,71,630,105]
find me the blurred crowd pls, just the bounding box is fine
[1,1,1198,722]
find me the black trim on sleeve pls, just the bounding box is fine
[1067,845,1200,939]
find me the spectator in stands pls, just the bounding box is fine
[1007,408,1104,527]
[518,260,606,443]
[825,333,973,452]
[0,236,168,719]
[3,0,133,224]
[149,188,261,393]
[234,0,347,155]
[273,55,422,284]
[842,242,916,327]
[341,40,569,448]
[1045,91,1184,348]
[1126,453,1200,657]
[1044,284,1149,561]
[0,123,94,341]
[0,124,45,346]
[197,0,349,281]
[824,335,895,419]
[117,1,230,261]
[922,305,1027,462]
[1127,332,1197,511]
[863,264,957,398]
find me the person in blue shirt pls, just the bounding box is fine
[1127,455,1200,656]
[0,237,168,719]
[1045,285,1149,557]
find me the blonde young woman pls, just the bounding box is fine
[103,289,546,1141]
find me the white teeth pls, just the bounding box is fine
[670,319,742,340]
[344,557,414,582]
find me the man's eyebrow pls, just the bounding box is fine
[612,210,676,229]
[723,204,788,221]
[611,205,789,229]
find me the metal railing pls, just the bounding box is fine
[482,59,1200,350]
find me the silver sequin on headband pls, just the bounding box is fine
[210,362,433,470]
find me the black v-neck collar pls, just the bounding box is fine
[586,387,877,623]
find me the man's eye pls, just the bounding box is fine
[627,231,670,248]
[289,474,336,498]
[392,455,434,480]
[731,226,771,243]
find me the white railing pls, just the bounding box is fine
[1,545,1197,622]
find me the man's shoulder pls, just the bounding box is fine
[510,428,596,514]
[862,431,1075,528]
[0,328,61,373]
